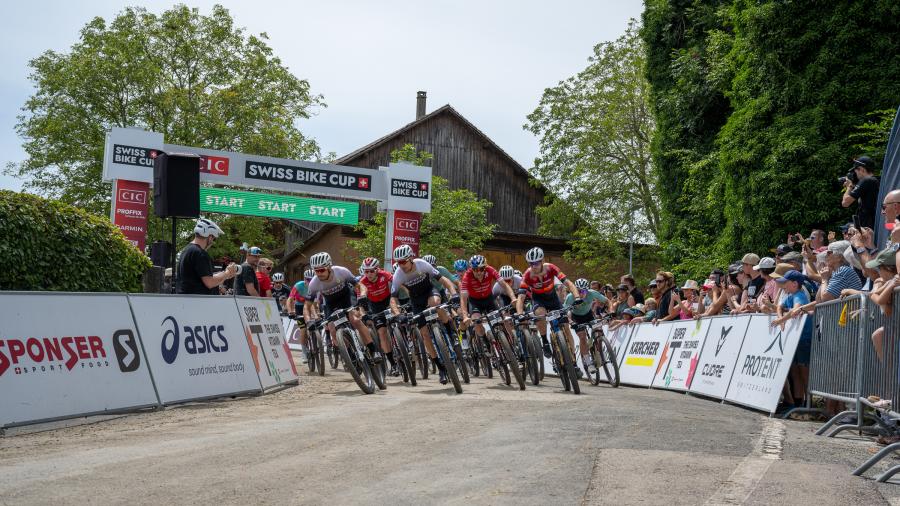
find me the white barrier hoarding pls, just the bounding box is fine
[689,315,752,400]
[234,297,299,389]
[653,319,711,391]
[0,293,159,427]
[618,322,673,387]
[602,324,634,367]
[724,314,806,413]
[283,317,303,352]
[128,295,262,404]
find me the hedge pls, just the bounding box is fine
[0,190,151,292]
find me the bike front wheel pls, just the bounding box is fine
[432,325,462,394]
[598,333,620,388]
[495,326,525,390]
[336,328,375,394]
[555,332,580,395]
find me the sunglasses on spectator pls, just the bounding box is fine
[655,278,664,283]
[314,267,328,273]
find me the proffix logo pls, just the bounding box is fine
[0,333,139,376]
[200,155,230,176]
[160,316,230,364]
[395,218,419,232]
[118,188,147,205]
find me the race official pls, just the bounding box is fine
[176,218,238,295]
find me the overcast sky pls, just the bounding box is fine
[0,0,643,192]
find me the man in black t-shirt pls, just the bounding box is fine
[842,155,880,230]
[234,246,262,296]
[176,218,238,295]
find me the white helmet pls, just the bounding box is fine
[422,254,437,266]
[194,218,223,238]
[525,247,544,263]
[310,252,332,269]
[303,269,314,280]
[499,265,514,279]
[272,272,285,283]
[575,278,590,290]
[393,244,414,261]
[361,257,379,270]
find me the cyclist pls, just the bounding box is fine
[459,255,517,347]
[493,265,522,308]
[389,244,459,384]
[565,278,608,374]
[271,272,291,312]
[423,254,458,301]
[453,259,469,288]
[287,269,316,363]
[358,257,399,376]
[304,252,381,362]
[515,247,581,359]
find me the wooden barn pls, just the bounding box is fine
[280,92,583,279]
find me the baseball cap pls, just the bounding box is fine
[840,222,853,233]
[853,156,875,170]
[781,251,803,263]
[248,246,263,256]
[774,244,792,256]
[775,270,806,284]
[617,283,629,291]
[865,248,897,269]
[741,253,760,266]
[827,240,851,256]
[753,257,776,270]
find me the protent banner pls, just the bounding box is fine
[724,314,806,413]
[618,322,673,387]
[689,315,752,400]
[652,318,711,391]
[128,294,262,404]
[234,296,299,389]
[602,324,634,367]
[0,293,159,427]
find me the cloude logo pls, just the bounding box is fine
[160,316,230,364]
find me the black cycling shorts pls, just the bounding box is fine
[468,296,497,316]
[571,312,594,326]
[410,289,441,327]
[531,291,562,311]
[367,298,391,327]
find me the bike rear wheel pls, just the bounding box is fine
[530,329,545,380]
[432,325,462,394]
[598,334,620,388]
[336,328,375,394]
[306,330,318,374]
[496,326,525,390]
[327,330,340,370]
[413,327,429,380]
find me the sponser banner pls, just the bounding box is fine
[602,324,634,368]
[128,294,262,404]
[724,314,805,413]
[0,293,159,427]
[653,318,711,391]
[234,296,298,389]
[618,322,673,387]
[689,315,752,400]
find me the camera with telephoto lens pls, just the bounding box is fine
[838,168,859,186]
[233,264,242,275]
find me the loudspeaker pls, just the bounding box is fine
[150,240,172,267]
[153,152,200,218]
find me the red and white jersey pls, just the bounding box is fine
[359,269,393,303]
[460,266,500,300]
[520,263,566,295]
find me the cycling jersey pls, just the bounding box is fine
[289,280,309,302]
[391,259,443,301]
[307,266,357,309]
[430,265,458,290]
[492,275,522,298]
[359,269,393,303]
[460,266,500,300]
[564,289,607,316]
[520,263,567,295]
[272,284,291,311]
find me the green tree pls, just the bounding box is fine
[7,4,324,258]
[349,144,494,267]
[643,0,900,278]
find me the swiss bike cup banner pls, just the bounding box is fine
[724,314,806,413]
[689,315,752,400]
[652,318,711,391]
[233,296,299,389]
[0,293,159,427]
[618,322,674,387]
[128,294,262,404]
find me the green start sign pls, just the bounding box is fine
[199,187,359,225]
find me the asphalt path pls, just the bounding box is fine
[1,355,899,505]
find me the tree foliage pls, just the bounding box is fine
[7,4,324,259]
[349,145,495,267]
[642,0,900,278]
[0,190,151,292]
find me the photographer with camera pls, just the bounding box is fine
[841,156,880,230]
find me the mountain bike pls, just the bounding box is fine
[324,308,386,394]
[534,305,580,394]
[299,315,325,376]
[472,308,525,390]
[415,304,464,394]
[574,321,620,387]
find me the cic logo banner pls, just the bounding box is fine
[200,155,230,176]
[118,188,147,205]
[395,218,419,232]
